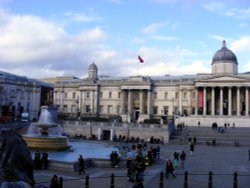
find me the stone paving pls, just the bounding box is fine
[34,143,250,188]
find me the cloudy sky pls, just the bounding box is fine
[0,0,250,79]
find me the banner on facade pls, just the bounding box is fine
[198,90,203,108]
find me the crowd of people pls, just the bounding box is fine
[33,150,49,170]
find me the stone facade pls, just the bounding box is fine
[53,41,250,125]
[0,71,53,121]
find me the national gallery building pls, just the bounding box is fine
[53,41,250,126]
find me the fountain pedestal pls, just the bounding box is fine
[22,106,71,151]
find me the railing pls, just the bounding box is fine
[35,171,249,188]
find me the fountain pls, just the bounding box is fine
[22,106,71,151]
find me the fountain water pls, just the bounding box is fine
[22,106,71,151]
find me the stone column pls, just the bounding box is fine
[211,87,215,116]
[128,90,132,115]
[121,90,125,114]
[237,87,240,116]
[203,87,207,115]
[228,87,232,116]
[147,90,152,115]
[179,89,182,115]
[60,91,64,112]
[245,87,249,116]
[95,90,99,114]
[195,88,198,115]
[140,90,144,114]
[91,91,95,113]
[220,87,223,115]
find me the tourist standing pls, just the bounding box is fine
[78,155,85,175]
[165,159,175,179]
[180,151,186,169]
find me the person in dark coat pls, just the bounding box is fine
[78,155,85,175]
[180,151,186,169]
[190,142,194,156]
[41,151,49,169]
[34,150,41,170]
[165,159,175,179]
[50,174,60,188]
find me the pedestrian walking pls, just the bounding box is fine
[180,151,186,169]
[78,155,85,175]
[165,159,175,179]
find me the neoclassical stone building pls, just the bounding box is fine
[54,41,250,126]
[0,71,53,121]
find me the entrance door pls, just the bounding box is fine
[102,130,110,140]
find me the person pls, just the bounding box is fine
[248,149,250,161]
[50,174,60,188]
[41,151,49,169]
[136,156,145,182]
[127,157,136,182]
[189,142,194,156]
[165,159,175,179]
[34,150,41,170]
[78,155,85,175]
[180,151,186,169]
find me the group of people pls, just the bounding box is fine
[165,151,186,179]
[34,150,49,170]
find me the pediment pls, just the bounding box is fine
[199,76,246,82]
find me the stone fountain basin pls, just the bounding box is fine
[22,134,71,151]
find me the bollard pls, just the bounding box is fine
[110,173,115,188]
[183,171,188,188]
[85,175,89,188]
[159,172,164,188]
[233,172,238,188]
[208,171,213,188]
[59,177,63,188]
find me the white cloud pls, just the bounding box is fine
[64,11,102,22]
[142,22,168,34]
[0,10,113,78]
[231,36,250,53]
[203,2,250,20]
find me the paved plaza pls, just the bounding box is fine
[34,143,250,188]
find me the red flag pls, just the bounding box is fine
[138,55,144,63]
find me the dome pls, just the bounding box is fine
[88,63,98,71]
[212,40,238,65]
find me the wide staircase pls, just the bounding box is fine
[169,125,250,147]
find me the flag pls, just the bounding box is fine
[138,55,144,63]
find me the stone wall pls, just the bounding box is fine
[61,121,173,143]
[178,116,250,128]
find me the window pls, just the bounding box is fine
[109,92,112,99]
[108,105,113,114]
[154,92,157,99]
[86,105,91,113]
[163,106,169,115]
[99,92,103,98]
[71,105,76,113]
[118,92,121,99]
[164,92,168,99]
[99,105,104,113]
[175,92,179,99]
[63,105,67,112]
[117,106,120,113]
[183,92,187,99]
[153,106,158,115]
[86,91,90,98]
[64,93,67,99]
[72,92,76,99]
